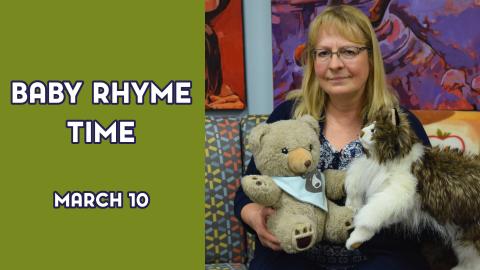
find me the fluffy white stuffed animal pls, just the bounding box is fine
[345,108,480,270]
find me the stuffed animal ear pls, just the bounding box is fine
[248,123,270,154]
[391,108,400,126]
[391,108,396,126]
[299,114,320,135]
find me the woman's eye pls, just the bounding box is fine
[282,148,289,154]
[316,50,330,58]
[341,48,358,57]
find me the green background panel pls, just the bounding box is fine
[0,1,204,269]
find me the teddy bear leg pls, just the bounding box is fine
[269,213,317,253]
[324,201,354,244]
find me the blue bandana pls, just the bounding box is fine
[271,172,328,211]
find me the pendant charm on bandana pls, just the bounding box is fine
[272,171,328,211]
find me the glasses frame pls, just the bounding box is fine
[312,46,370,63]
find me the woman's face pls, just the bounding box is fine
[313,28,370,100]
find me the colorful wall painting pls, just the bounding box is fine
[271,0,480,110]
[206,0,246,110]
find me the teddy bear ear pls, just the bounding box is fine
[299,115,320,135]
[248,123,270,153]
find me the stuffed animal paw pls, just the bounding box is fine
[241,175,282,206]
[346,226,375,250]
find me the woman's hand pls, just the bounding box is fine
[241,203,282,251]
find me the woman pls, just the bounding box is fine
[234,5,430,270]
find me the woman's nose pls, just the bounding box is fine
[328,54,345,70]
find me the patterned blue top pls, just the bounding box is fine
[318,133,364,171]
[300,131,367,270]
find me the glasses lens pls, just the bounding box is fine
[314,50,331,62]
[339,47,360,59]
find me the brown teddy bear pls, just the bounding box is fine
[241,115,353,253]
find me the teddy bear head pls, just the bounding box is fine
[248,115,321,177]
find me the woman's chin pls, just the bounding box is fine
[326,88,362,98]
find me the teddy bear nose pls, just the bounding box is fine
[304,160,311,168]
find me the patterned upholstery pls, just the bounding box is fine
[239,115,268,264]
[205,116,246,266]
[205,115,269,269]
[205,263,247,270]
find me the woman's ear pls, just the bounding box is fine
[248,123,270,155]
[299,114,320,135]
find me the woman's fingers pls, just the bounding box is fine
[257,207,282,250]
[241,203,283,251]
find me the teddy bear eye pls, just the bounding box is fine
[371,128,375,133]
[309,144,313,151]
[281,147,289,154]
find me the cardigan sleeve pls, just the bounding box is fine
[233,100,295,233]
[403,107,431,147]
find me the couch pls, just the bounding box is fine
[204,111,478,270]
[204,115,268,270]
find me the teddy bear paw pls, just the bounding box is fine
[241,175,282,206]
[243,175,272,191]
[291,223,315,251]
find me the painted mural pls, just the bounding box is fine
[205,0,246,110]
[413,110,480,154]
[271,0,480,110]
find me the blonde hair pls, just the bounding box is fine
[289,5,398,122]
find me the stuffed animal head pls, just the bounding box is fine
[248,115,321,176]
[359,108,419,163]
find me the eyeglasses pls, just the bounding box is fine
[312,46,370,62]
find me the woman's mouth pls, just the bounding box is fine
[328,76,349,81]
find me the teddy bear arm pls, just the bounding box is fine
[241,175,283,207]
[324,169,347,200]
